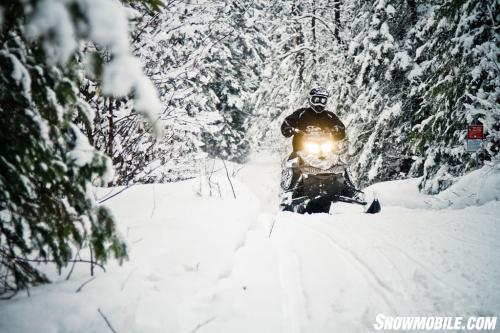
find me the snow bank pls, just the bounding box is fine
[437,163,500,209]
[364,178,440,209]
[0,171,283,333]
[364,164,500,210]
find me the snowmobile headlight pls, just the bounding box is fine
[321,141,334,154]
[304,142,321,154]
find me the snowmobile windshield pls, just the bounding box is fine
[297,128,347,170]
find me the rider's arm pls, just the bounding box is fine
[331,124,346,141]
[330,115,349,155]
[281,110,301,137]
[330,113,346,141]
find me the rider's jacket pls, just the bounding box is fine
[281,107,346,152]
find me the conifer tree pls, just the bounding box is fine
[0,0,160,295]
[249,0,499,193]
[408,0,499,193]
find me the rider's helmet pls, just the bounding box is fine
[308,86,330,113]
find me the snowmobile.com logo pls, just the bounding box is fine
[373,315,497,331]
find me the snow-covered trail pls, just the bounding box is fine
[0,153,499,333]
[238,154,500,332]
[270,207,500,332]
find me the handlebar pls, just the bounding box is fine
[292,126,343,135]
[293,128,304,134]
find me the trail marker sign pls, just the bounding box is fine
[467,125,484,139]
[466,125,484,152]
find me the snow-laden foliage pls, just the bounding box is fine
[250,0,499,194]
[341,0,421,188]
[0,0,160,295]
[0,0,498,297]
[74,0,498,194]
[407,0,499,193]
[341,0,499,193]
[250,1,347,155]
[82,0,269,186]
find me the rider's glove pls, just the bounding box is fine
[331,126,342,133]
[285,127,300,136]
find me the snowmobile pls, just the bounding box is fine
[279,126,381,214]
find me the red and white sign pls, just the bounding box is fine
[466,124,484,152]
[467,125,484,140]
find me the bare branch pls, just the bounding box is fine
[75,276,96,293]
[222,159,236,199]
[98,308,117,333]
[189,316,216,333]
[279,46,316,60]
[289,14,337,36]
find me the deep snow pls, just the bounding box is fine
[0,154,499,333]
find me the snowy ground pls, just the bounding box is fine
[1,154,499,333]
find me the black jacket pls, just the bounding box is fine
[281,107,346,152]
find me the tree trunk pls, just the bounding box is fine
[334,0,341,42]
[292,0,305,83]
[408,0,417,26]
[312,1,317,78]
[107,98,114,173]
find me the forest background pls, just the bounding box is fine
[0,0,498,294]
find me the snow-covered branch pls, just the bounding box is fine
[289,14,337,37]
[278,46,316,60]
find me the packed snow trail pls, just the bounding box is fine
[0,154,499,332]
[239,154,500,332]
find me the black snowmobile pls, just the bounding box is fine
[279,127,381,214]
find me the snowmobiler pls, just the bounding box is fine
[281,87,347,153]
[279,87,381,214]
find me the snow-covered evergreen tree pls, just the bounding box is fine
[340,0,418,187]
[0,0,160,294]
[249,0,348,154]
[96,0,271,180]
[408,0,499,193]
[341,0,499,193]
[199,0,268,162]
[250,0,499,193]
